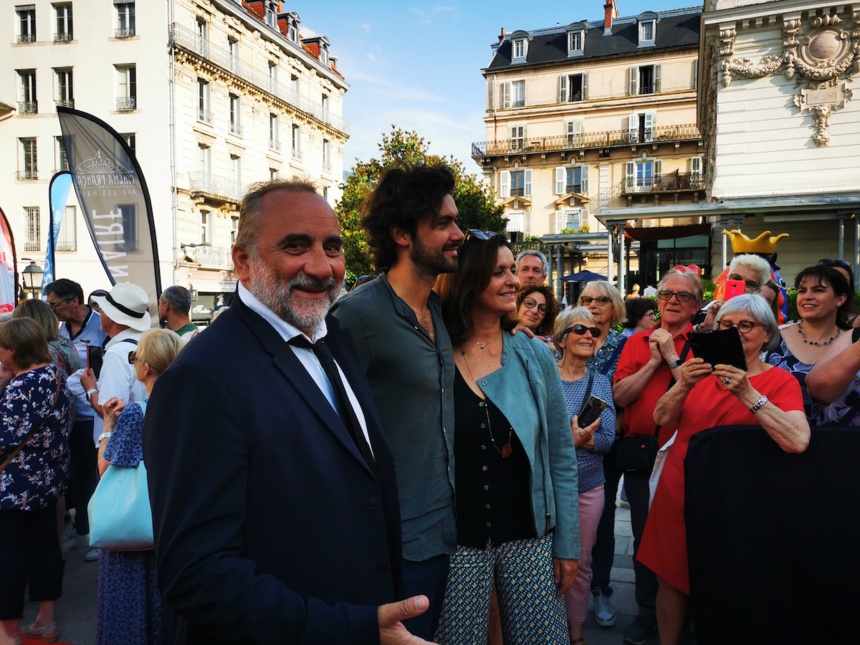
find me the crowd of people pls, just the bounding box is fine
[0,162,856,645]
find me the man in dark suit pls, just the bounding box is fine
[143,179,433,644]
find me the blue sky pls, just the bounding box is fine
[296,1,702,172]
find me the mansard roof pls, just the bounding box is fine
[486,6,701,72]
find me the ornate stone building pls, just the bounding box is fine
[0,0,348,317]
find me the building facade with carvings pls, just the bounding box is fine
[472,2,704,291]
[0,0,348,318]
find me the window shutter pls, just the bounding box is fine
[625,161,635,191]
[654,159,663,183]
[487,78,494,110]
[628,114,639,143]
[555,167,565,195]
[524,169,532,197]
[555,210,567,233]
[654,64,662,93]
[628,67,638,95]
[524,210,532,235]
[582,73,589,100]
[644,112,655,142]
[691,156,702,176]
[558,75,567,103]
[692,59,698,90]
[500,82,510,109]
[581,165,590,194]
[500,171,510,198]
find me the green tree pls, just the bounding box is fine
[336,127,507,280]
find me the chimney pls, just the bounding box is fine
[498,27,505,45]
[604,1,618,35]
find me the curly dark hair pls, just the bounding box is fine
[361,163,455,272]
[516,285,560,336]
[436,234,516,345]
[623,297,657,329]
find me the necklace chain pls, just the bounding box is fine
[471,331,501,350]
[460,348,513,458]
[798,321,841,347]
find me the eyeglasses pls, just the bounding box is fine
[580,296,611,306]
[127,351,139,364]
[462,229,500,249]
[717,320,766,333]
[48,298,71,310]
[522,297,548,315]
[644,311,656,318]
[657,290,696,303]
[820,258,852,270]
[564,324,602,338]
[728,274,762,293]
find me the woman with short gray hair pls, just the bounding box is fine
[638,294,810,644]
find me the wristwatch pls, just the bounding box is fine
[85,388,99,403]
[667,358,683,369]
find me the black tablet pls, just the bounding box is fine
[688,327,747,371]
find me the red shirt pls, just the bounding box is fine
[613,324,693,446]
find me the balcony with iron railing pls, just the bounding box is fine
[198,108,213,123]
[16,170,38,181]
[18,101,37,114]
[472,124,701,158]
[116,97,136,111]
[170,23,349,135]
[619,172,705,196]
[229,123,243,136]
[56,241,77,252]
[188,172,243,203]
[24,241,40,251]
[115,28,135,38]
[16,33,36,43]
[194,244,233,269]
[269,139,281,152]
[56,99,74,109]
[54,32,73,42]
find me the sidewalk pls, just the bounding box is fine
[35,501,648,645]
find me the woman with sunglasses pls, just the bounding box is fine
[516,285,560,342]
[639,294,809,644]
[577,281,627,380]
[434,231,578,644]
[553,308,616,645]
[96,329,182,645]
[765,265,852,424]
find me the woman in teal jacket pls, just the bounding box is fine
[434,231,580,644]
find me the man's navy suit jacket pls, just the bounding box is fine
[143,294,402,644]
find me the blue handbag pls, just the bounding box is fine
[87,401,154,551]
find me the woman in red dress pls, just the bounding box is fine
[638,294,810,644]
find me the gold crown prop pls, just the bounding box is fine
[721,230,789,255]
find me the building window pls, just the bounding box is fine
[566,119,585,147]
[630,64,661,95]
[288,22,298,43]
[639,19,656,45]
[200,210,211,244]
[555,208,582,234]
[690,156,703,184]
[321,94,329,117]
[499,169,532,198]
[118,204,138,251]
[290,74,299,98]
[625,159,662,192]
[197,79,211,122]
[116,65,137,110]
[18,138,38,181]
[555,166,590,195]
[628,112,655,143]
[269,168,279,181]
[500,80,525,109]
[197,144,210,174]
[57,205,76,251]
[509,125,525,151]
[195,18,208,55]
[54,4,73,41]
[322,186,329,201]
[229,95,241,134]
[24,207,40,251]
[291,124,301,159]
[115,2,135,37]
[230,154,241,189]
[268,113,279,150]
[230,215,239,244]
[268,62,278,92]
[55,136,68,172]
[568,31,583,54]
[121,133,136,156]
[264,0,277,28]
[558,73,587,103]
[319,44,329,66]
[17,69,37,114]
[322,139,330,171]
[17,5,36,43]
[227,37,239,71]
[55,68,74,108]
[505,211,529,236]
[512,38,526,61]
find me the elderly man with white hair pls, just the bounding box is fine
[697,254,772,331]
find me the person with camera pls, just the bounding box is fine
[45,279,108,560]
[554,307,615,645]
[639,294,810,644]
[609,268,701,644]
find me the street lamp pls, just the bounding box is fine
[21,260,44,299]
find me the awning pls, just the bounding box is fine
[624,223,711,242]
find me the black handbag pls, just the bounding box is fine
[615,435,658,474]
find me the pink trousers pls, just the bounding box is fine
[564,485,605,623]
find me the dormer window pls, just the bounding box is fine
[284,10,301,43]
[568,31,583,54]
[288,23,298,42]
[319,43,329,65]
[509,31,530,64]
[638,16,656,46]
[513,39,525,60]
[264,0,277,28]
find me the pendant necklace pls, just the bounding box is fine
[471,331,501,350]
[798,321,841,347]
[460,347,513,458]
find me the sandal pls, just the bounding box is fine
[19,621,60,643]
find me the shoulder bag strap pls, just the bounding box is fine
[577,371,596,417]
[0,368,62,474]
[600,336,628,376]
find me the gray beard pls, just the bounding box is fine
[248,257,341,335]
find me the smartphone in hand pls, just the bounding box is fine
[578,395,607,428]
[724,279,745,301]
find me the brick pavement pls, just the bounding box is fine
[37,501,651,645]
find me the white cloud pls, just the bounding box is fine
[361,22,372,34]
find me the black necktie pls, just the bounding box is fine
[289,336,375,467]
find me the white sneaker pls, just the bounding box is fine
[62,532,90,553]
[84,548,101,562]
[593,590,616,627]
